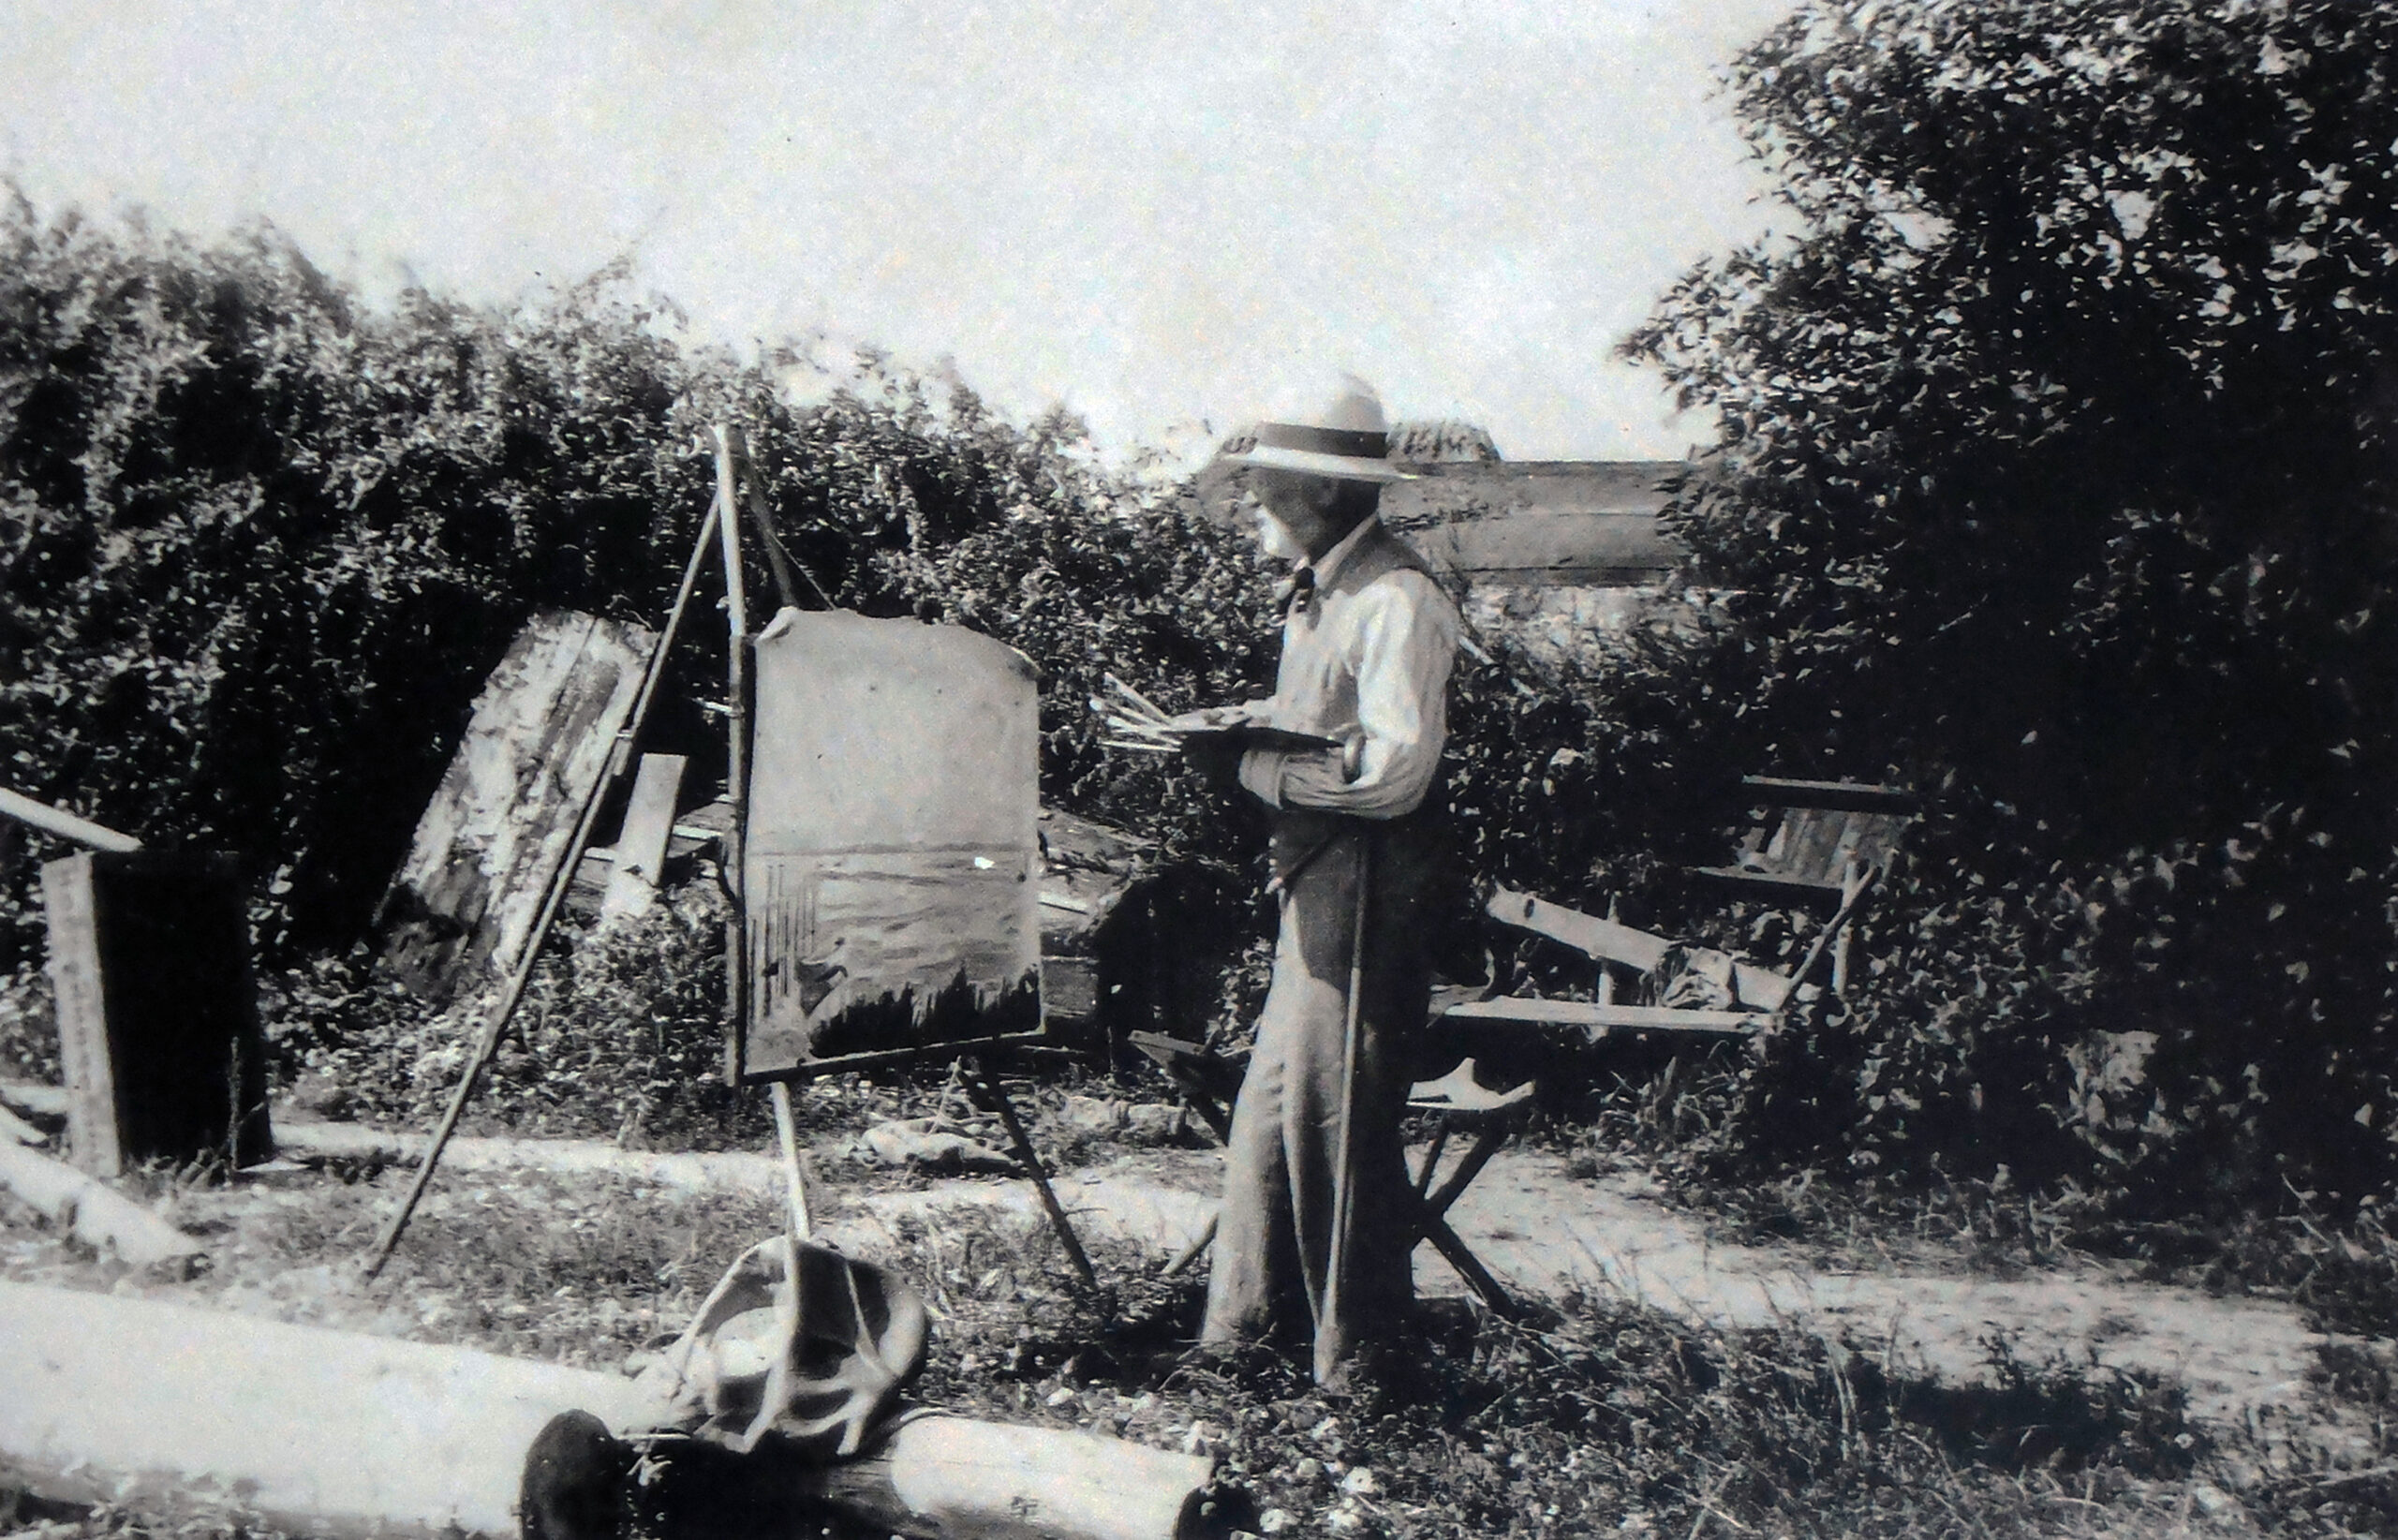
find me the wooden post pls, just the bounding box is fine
[713,426,817,1244]
[1832,860,1862,997]
[1599,895,1623,1006]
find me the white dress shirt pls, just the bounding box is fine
[1238,516,1462,820]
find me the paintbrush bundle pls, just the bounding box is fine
[1091,674,1340,757]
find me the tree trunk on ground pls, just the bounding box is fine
[0,1281,1227,1540]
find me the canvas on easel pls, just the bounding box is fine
[735,610,1044,1081]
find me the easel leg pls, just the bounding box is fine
[970,1058,1100,1295]
[1161,1212,1218,1279]
[769,1081,812,1239]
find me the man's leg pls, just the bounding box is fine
[1347,819,1439,1327]
[1270,828,1404,1366]
[1200,904,1311,1344]
[1202,818,1433,1359]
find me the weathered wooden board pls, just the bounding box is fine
[1380,462,1682,587]
[1486,886,1670,974]
[741,613,1041,1079]
[41,851,271,1177]
[600,753,688,925]
[375,613,653,1000]
[1443,998,1763,1035]
[1484,887,1793,1011]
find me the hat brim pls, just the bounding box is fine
[1217,444,1414,483]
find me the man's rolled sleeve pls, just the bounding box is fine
[1237,748,1288,807]
[1279,574,1458,819]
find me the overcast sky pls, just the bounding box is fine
[1,0,1793,466]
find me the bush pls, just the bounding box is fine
[1622,0,2398,1209]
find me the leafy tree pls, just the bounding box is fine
[1626,0,2398,1202]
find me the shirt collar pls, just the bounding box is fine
[1302,514,1379,590]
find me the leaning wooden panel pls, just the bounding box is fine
[741,614,1041,1079]
[375,613,653,1000]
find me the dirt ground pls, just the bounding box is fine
[227,1119,2349,1441]
[822,1145,2339,1435]
[5,1109,2386,1537]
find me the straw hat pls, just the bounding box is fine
[1218,372,1414,483]
[636,1234,929,1459]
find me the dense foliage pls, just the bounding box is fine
[1625,0,2398,1206]
[0,190,1717,1083]
[0,197,722,968]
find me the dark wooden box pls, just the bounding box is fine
[41,851,274,1177]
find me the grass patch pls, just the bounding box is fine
[0,1165,2377,1538]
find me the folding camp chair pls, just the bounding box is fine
[1128,1031,1534,1317]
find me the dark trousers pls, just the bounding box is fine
[1200,807,1441,1370]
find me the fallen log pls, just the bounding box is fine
[0,1281,1226,1540]
[0,1279,662,1540]
[0,1142,202,1266]
[636,1414,1224,1540]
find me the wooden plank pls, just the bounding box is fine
[0,1142,202,1266]
[599,754,687,925]
[1739,776,1919,813]
[1443,998,1764,1034]
[1485,886,1791,1008]
[1772,806,1858,888]
[0,789,141,853]
[375,613,653,1001]
[1690,866,1846,905]
[1486,886,1669,972]
[39,854,116,1177]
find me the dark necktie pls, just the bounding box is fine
[1277,565,1317,624]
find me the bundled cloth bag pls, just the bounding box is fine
[634,1235,930,1459]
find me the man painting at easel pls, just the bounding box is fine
[1198,374,1463,1386]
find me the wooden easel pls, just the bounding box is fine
[708,426,1094,1289]
[366,425,1095,1291]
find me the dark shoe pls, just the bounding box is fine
[521,1411,630,1540]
